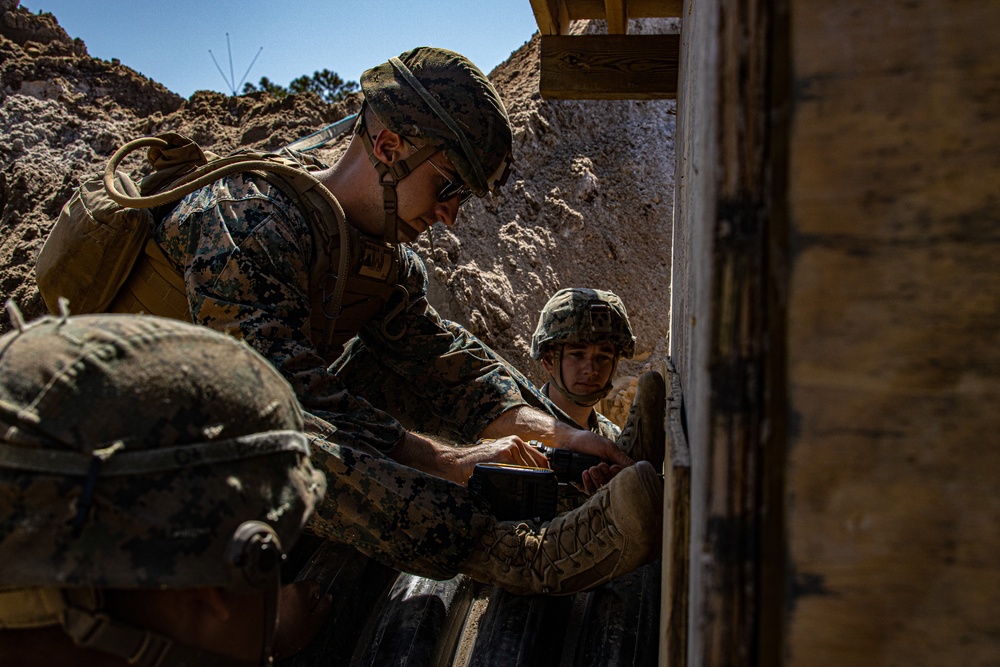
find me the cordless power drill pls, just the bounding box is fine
[467,441,603,522]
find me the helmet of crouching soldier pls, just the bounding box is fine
[530,288,636,406]
[358,46,514,243]
[0,310,326,666]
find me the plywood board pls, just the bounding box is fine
[784,0,1000,664]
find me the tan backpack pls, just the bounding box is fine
[35,133,351,318]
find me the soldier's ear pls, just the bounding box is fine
[541,351,556,374]
[371,129,406,165]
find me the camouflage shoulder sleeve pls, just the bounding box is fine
[355,247,541,442]
[156,173,406,451]
[592,410,622,440]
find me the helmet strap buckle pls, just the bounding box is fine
[359,113,437,245]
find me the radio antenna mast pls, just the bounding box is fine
[209,33,263,96]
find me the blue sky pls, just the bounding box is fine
[21,0,540,98]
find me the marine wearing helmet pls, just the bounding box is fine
[531,288,636,414]
[0,309,327,666]
[70,43,654,607]
[356,46,513,244]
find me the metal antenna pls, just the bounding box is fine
[208,48,232,94]
[226,33,235,96]
[237,47,265,92]
[209,33,264,96]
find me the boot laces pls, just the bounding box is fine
[532,491,613,575]
[617,402,642,450]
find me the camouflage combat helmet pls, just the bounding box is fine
[0,309,326,665]
[531,288,636,361]
[531,288,636,406]
[358,46,513,243]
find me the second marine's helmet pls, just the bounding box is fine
[531,288,636,406]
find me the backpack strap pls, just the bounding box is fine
[107,238,190,321]
[102,134,351,319]
[249,165,404,358]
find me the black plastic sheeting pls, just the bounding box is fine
[281,535,661,667]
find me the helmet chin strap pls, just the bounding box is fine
[357,114,437,245]
[41,520,288,667]
[549,347,619,408]
[54,588,258,667]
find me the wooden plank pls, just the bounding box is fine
[530,0,569,34]
[783,3,1000,663]
[566,0,682,19]
[670,0,781,664]
[659,358,690,667]
[604,0,629,34]
[539,34,678,100]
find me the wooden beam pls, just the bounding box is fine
[529,0,570,35]
[539,34,679,99]
[567,0,682,19]
[660,358,691,667]
[605,0,628,34]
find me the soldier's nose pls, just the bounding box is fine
[435,199,459,227]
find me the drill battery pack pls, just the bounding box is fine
[468,463,559,522]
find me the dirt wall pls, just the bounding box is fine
[0,1,676,415]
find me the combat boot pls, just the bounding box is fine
[460,461,662,596]
[615,370,666,473]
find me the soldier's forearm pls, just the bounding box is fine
[387,432,466,484]
[478,406,632,468]
[477,405,560,444]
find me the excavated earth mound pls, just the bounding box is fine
[0,0,676,419]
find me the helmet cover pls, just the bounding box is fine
[361,46,513,197]
[530,288,636,360]
[0,314,325,591]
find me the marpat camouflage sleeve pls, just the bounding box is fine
[156,173,406,452]
[336,247,551,442]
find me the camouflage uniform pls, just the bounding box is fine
[593,411,621,439]
[152,45,576,577]
[156,173,577,576]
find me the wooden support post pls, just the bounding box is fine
[660,358,691,667]
[605,0,629,33]
[530,0,570,34]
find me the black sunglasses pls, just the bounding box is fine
[424,156,474,205]
[404,137,473,206]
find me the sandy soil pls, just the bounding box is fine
[0,0,677,422]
